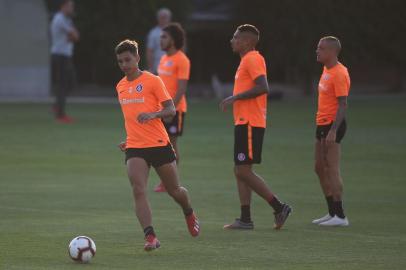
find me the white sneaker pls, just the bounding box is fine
[312,214,333,224]
[319,215,349,227]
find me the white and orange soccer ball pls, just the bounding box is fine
[68,236,96,263]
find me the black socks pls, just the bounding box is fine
[269,196,283,213]
[144,226,155,237]
[183,207,193,217]
[326,196,346,218]
[333,201,346,218]
[240,205,252,223]
[326,196,334,216]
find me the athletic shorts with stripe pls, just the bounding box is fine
[234,124,265,165]
[163,111,186,136]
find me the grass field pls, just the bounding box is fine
[1,96,405,270]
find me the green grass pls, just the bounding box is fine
[1,97,405,269]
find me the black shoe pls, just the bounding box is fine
[273,204,292,230]
[223,218,254,230]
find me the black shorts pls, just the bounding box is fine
[125,143,176,168]
[234,124,265,165]
[316,120,347,143]
[163,111,186,136]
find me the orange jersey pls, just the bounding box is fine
[233,50,267,128]
[116,71,172,148]
[316,62,351,125]
[157,50,190,112]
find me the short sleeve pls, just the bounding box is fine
[55,15,73,33]
[245,55,266,80]
[154,77,172,103]
[176,56,190,80]
[333,72,350,97]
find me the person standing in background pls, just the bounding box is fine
[146,8,172,74]
[50,0,80,123]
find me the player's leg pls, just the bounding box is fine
[170,135,179,163]
[319,121,348,226]
[312,139,335,224]
[234,165,291,229]
[155,112,182,192]
[155,161,200,237]
[224,175,253,229]
[127,157,160,250]
[319,142,348,226]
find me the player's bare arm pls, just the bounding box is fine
[173,79,188,107]
[220,75,269,112]
[138,99,176,123]
[326,96,347,144]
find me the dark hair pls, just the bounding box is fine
[320,36,342,53]
[162,23,185,50]
[115,39,139,55]
[237,24,260,38]
[59,0,72,9]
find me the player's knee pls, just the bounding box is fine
[167,186,186,198]
[130,181,147,198]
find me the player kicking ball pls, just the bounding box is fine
[114,39,200,251]
[220,24,291,230]
[313,36,350,226]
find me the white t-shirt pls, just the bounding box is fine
[50,12,74,57]
[146,26,165,74]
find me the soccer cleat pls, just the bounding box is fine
[56,115,74,124]
[319,215,349,227]
[153,182,166,193]
[144,235,161,251]
[312,214,333,224]
[185,212,200,237]
[223,218,254,230]
[273,204,292,230]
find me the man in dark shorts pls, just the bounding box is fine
[115,39,200,251]
[154,23,190,192]
[313,36,351,226]
[220,24,291,230]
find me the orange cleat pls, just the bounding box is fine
[185,212,200,237]
[153,182,166,193]
[56,115,74,124]
[144,235,160,251]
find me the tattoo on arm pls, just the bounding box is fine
[331,96,347,130]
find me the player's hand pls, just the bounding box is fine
[326,130,336,145]
[137,113,156,124]
[219,96,236,112]
[118,141,126,152]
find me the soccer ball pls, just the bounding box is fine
[68,236,96,263]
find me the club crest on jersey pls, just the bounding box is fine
[237,153,246,161]
[136,84,143,92]
[165,60,173,67]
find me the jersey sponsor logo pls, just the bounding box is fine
[164,60,173,67]
[322,74,330,80]
[237,153,246,161]
[136,84,143,92]
[157,68,172,76]
[119,97,145,105]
